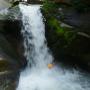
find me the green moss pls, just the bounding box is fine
[11,1,19,7]
[42,0,57,13]
[42,0,77,48]
[48,17,64,34]
[47,16,76,46]
[42,0,90,68]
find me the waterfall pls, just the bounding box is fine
[19,4,53,69]
[17,4,90,90]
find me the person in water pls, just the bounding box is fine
[48,63,54,69]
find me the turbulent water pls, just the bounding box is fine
[17,4,90,90]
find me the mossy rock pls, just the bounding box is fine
[11,1,20,7]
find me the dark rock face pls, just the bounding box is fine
[0,5,27,89]
[0,19,27,71]
[45,26,90,71]
[62,9,90,29]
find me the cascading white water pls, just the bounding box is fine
[17,4,90,90]
[19,4,53,69]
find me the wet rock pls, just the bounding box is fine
[58,7,90,30]
[0,7,27,69]
[0,59,16,73]
[0,34,20,70]
[0,70,19,90]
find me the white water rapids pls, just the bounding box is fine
[17,4,90,90]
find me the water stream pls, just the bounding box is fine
[16,4,90,90]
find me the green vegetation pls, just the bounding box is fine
[42,0,57,14]
[42,0,90,69]
[11,1,19,7]
[47,17,76,46]
[42,0,76,47]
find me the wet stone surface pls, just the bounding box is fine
[0,71,19,90]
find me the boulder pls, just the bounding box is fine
[0,5,27,71]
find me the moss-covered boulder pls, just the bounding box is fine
[42,0,90,70]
